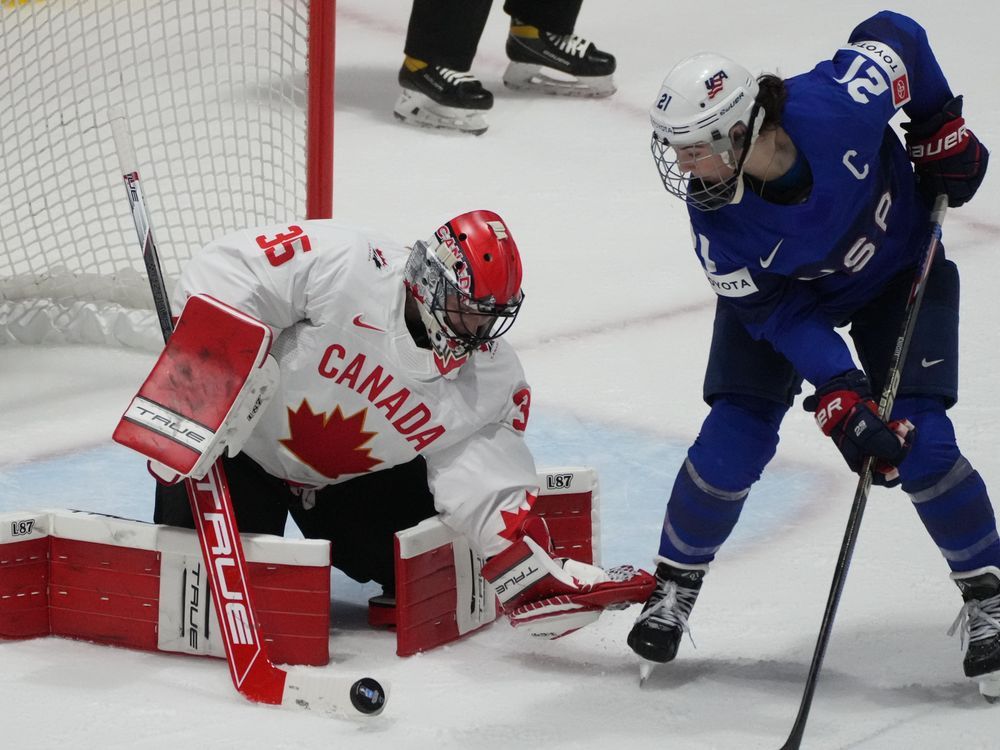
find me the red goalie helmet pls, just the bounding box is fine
[405,210,524,365]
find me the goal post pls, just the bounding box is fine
[307,0,336,221]
[0,0,336,350]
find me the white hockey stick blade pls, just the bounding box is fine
[281,667,389,718]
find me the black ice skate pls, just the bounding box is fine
[393,63,493,135]
[503,20,616,98]
[949,566,1000,703]
[627,559,707,680]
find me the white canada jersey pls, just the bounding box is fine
[174,220,537,557]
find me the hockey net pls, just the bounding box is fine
[0,0,334,350]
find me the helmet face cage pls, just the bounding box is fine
[649,53,762,211]
[428,271,522,351]
[405,213,524,361]
[650,120,756,211]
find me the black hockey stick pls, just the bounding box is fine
[778,194,948,750]
[108,107,387,718]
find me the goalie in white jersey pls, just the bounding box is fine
[130,209,652,639]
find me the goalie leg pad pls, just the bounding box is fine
[0,509,331,665]
[393,516,496,656]
[0,515,51,639]
[533,467,601,565]
[385,467,601,655]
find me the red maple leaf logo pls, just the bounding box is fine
[498,491,538,542]
[279,399,383,479]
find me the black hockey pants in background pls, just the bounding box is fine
[403,0,584,71]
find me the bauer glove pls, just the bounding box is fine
[803,369,914,487]
[902,95,989,208]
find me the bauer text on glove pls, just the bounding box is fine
[902,95,989,208]
[803,369,914,487]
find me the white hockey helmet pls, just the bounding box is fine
[404,209,524,372]
[650,52,764,211]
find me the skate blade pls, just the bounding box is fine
[638,660,655,687]
[392,90,489,135]
[502,62,616,98]
[977,674,1000,703]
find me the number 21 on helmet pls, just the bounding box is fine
[650,53,764,211]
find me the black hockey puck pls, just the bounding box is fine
[349,677,387,715]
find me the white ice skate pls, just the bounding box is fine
[393,89,489,135]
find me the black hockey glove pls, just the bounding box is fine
[902,96,989,208]
[803,369,915,487]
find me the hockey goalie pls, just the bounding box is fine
[111,209,653,650]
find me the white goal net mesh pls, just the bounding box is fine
[1,0,324,349]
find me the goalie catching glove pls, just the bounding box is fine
[803,369,914,487]
[114,294,279,482]
[482,516,654,639]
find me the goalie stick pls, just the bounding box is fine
[108,107,387,718]
[778,195,948,750]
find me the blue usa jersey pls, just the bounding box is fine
[690,11,954,385]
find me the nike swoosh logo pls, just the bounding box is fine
[921,358,944,368]
[353,314,385,332]
[759,239,783,268]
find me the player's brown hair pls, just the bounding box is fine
[756,74,788,130]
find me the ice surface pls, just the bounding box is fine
[3,1,1000,747]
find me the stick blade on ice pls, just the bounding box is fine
[281,667,388,718]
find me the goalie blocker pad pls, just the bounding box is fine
[389,466,600,656]
[0,509,331,666]
[113,294,278,480]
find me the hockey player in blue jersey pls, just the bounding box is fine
[627,10,997,695]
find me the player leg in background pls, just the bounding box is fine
[501,0,617,97]
[851,257,1000,690]
[628,299,801,664]
[288,456,437,593]
[153,452,291,535]
[394,0,494,134]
